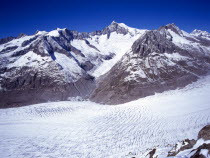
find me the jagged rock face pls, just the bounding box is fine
[0,22,146,107]
[90,25,210,104]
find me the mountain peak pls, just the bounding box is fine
[191,29,210,39]
[158,23,183,36]
[166,23,183,35]
[108,21,130,29]
[108,21,120,28]
[107,21,134,32]
[166,23,177,27]
[191,29,209,35]
[111,20,118,25]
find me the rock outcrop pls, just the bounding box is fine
[198,125,210,141]
[166,125,210,158]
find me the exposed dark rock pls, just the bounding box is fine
[69,45,85,57]
[166,124,210,157]
[0,78,95,108]
[90,28,210,104]
[190,143,210,158]
[102,52,115,60]
[21,36,37,47]
[17,33,27,39]
[158,23,183,36]
[168,139,197,156]
[0,66,95,108]
[132,30,177,57]
[89,21,131,38]
[1,46,18,53]
[146,148,156,158]
[84,39,100,52]
[80,61,95,71]
[11,48,30,57]
[198,125,210,141]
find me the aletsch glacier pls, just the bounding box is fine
[1,75,210,158]
[0,21,210,158]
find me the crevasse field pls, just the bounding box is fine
[1,76,210,158]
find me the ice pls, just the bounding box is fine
[1,75,210,158]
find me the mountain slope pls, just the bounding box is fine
[0,22,146,107]
[90,24,210,104]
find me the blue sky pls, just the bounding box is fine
[0,0,210,38]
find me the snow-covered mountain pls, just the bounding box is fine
[0,21,146,107]
[0,22,210,107]
[91,23,210,104]
[191,29,210,41]
[1,22,210,158]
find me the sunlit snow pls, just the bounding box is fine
[1,75,210,158]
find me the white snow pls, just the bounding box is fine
[7,51,51,68]
[54,52,84,81]
[168,30,191,45]
[1,75,210,158]
[47,28,67,37]
[89,30,147,77]
[70,39,100,64]
[48,30,60,37]
[172,139,210,158]
[70,29,147,78]
[69,30,148,78]
[0,35,36,52]
[191,29,210,40]
[200,149,209,157]
[164,52,189,61]
[36,31,47,35]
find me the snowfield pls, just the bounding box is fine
[1,76,210,158]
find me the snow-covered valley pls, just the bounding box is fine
[1,75,210,158]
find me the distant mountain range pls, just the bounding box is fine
[0,21,210,107]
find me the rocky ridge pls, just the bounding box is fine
[0,22,146,107]
[0,22,210,107]
[142,125,210,158]
[90,24,210,104]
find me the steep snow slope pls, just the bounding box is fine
[71,22,147,77]
[1,75,210,158]
[88,24,146,77]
